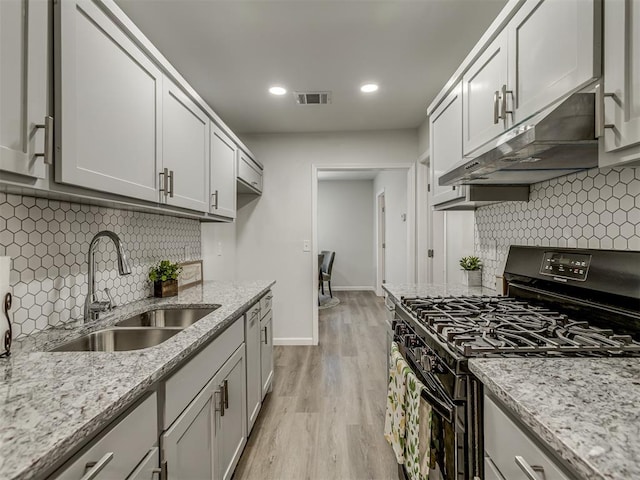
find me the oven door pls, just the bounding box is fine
[395,337,465,480]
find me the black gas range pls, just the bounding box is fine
[391,246,640,480]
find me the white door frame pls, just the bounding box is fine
[311,162,414,345]
[376,190,386,296]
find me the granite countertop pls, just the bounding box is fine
[470,357,640,480]
[383,283,497,303]
[0,280,275,480]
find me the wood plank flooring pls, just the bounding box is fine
[234,291,397,480]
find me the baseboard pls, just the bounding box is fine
[331,286,376,292]
[274,337,316,346]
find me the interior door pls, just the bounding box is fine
[377,192,386,296]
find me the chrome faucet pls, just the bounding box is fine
[84,231,132,322]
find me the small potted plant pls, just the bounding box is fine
[149,260,182,298]
[459,255,482,287]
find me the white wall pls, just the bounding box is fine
[373,170,409,287]
[221,129,417,345]
[317,180,375,290]
[201,222,236,281]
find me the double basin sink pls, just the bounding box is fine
[50,307,219,352]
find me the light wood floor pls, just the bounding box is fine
[234,291,398,480]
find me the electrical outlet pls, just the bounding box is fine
[303,240,311,252]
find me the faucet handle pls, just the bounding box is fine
[104,288,115,310]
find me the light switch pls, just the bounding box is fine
[303,240,311,252]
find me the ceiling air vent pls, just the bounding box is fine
[294,91,331,105]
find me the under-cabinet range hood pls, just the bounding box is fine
[440,93,598,186]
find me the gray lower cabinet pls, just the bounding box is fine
[162,345,246,480]
[127,447,160,480]
[163,377,217,479]
[245,303,262,434]
[52,393,158,479]
[260,310,274,399]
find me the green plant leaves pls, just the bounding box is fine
[148,260,182,282]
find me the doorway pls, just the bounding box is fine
[376,191,386,296]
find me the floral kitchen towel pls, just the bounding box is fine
[404,370,429,480]
[384,342,411,463]
[418,396,433,478]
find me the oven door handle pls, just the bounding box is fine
[420,385,455,424]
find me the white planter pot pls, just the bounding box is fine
[461,269,482,287]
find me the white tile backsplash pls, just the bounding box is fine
[475,166,640,286]
[0,193,201,337]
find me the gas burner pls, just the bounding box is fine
[399,295,640,357]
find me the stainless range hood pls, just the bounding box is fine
[440,93,598,186]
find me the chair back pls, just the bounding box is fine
[321,251,335,276]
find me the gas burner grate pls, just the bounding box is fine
[400,295,640,357]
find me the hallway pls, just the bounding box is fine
[234,291,397,479]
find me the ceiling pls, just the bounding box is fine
[115,0,507,134]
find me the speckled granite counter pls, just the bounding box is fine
[0,280,274,480]
[383,283,496,302]
[470,358,640,480]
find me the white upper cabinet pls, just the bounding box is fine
[461,0,599,157]
[0,0,50,178]
[162,79,210,212]
[602,0,640,155]
[508,0,599,124]
[210,123,237,219]
[431,82,466,206]
[463,32,509,155]
[55,0,162,202]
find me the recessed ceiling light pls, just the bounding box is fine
[360,83,379,93]
[269,86,287,95]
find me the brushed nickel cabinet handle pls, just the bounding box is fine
[493,91,500,124]
[501,84,513,124]
[159,168,169,197]
[223,379,229,408]
[515,455,546,480]
[81,452,114,480]
[263,325,268,344]
[214,189,219,209]
[34,116,54,165]
[168,170,174,198]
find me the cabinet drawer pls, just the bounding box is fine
[53,393,157,479]
[237,154,262,192]
[259,292,272,317]
[484,395,571,480]
[165,319,243,426]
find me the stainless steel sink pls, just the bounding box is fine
[115,306,218,328]
[49,328,182,352]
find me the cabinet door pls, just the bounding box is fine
[210,123,236,218]
[603,0,640,152]
[0,0,49,178]
[430,82,466,206]
[462,31,509,155]
[260,311,274,399]
[126,447,159,480]
[508,0,599,124]
[163,377,218,480]
[162,79,209,212]
[218,346,247,480]
[245,305,262,434]
[55,0,162,201]
[53,394,157,479]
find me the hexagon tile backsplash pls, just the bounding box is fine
[0,193,201,338]
[475,166,640,286]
